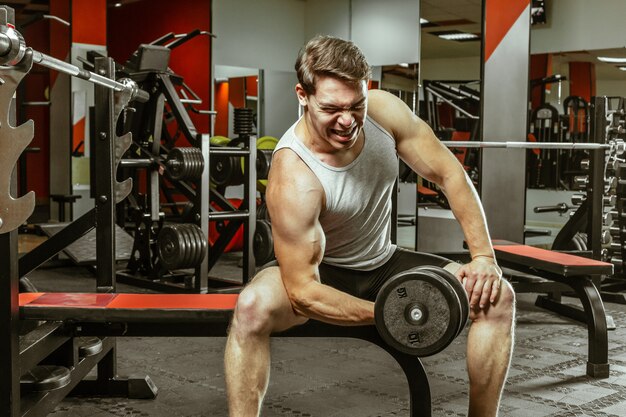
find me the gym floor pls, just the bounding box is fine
[20,246,626,417]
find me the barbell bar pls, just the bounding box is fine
[0,23,149,103]
[440,141,622,150]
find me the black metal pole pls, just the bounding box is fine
[93,56,119,386]
[588,97,606,260]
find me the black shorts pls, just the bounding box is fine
[318,247,454,301]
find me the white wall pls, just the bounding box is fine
[214,0,421,70]
[531,0,626,54]
[213,0,422,138]
[597,81,626,97]
[213,0,306,72]
[304,0,351,41]
[262,70,300,138]
[351,0,421,66]
[420,56,480,81]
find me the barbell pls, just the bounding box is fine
[440,140,623,151]
[0,23,149,103]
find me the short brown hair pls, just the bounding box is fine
[295,35,371,95]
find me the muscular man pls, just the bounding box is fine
[225,35,515,417]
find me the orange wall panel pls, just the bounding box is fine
[569,62,596,103]
[215,82,229,137]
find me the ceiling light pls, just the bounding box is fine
[597,56,626,63]
[436,31,479,41]
[618,66,626,71]
[399,63,409,68]
[420,18,429,25]
[114,2,122,7]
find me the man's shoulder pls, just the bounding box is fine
[271,148,319,186]
[366,90,399,138]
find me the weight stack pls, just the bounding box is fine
[234,108,254,137]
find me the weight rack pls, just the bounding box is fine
[111,40,257,292]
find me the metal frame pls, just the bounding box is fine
[20,298,433,417]
[495,244,611,378]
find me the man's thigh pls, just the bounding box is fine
[319,248,455,302]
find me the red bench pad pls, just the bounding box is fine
[20,293,239,310]
[493,244,612,267]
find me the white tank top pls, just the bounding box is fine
[274,117,398,270]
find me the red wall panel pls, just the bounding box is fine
[108,0,211,135]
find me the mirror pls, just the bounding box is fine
[402,0,482,253]
[213,65,262,139]
[525,47,626,247]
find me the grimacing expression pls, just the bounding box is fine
[302,76,368,150]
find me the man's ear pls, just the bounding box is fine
[295,83,308,106]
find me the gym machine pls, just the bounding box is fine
[102,35,262,293]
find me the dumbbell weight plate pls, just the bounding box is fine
[158,225,185,270]
[416,266,469,338]
[374,269,463,357]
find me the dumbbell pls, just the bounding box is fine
[374,266,469,357]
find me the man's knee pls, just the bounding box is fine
[231,286,274,336]
[471,280,515,324]
[490,280,515,321]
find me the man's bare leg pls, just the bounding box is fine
[444,262,515,416]
[466,281,515,417]
[225,267,307,417]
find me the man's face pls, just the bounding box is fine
[298,76,368,151]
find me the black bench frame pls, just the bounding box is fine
[16,304,433,417]
[495,246,612,378]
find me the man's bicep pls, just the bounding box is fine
[265,157,325,291]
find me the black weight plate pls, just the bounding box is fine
[187,148,197,180]
[187,223,201,267]
[417,266,469,338]
[77,337,103,357]
[167,148,185,180]
[210,155,232,186]
[253,219,274,266]
[374,269,461,357]
[158,225,184,270]
[257,149,271,179]
[411,267,465,346]
[180,224,196,269]
[191,224,208,265]
[21,365,71,391]
[257,202,270,222]
[189,224,203,267]
[181,148,192,179]
[195,149,205,178]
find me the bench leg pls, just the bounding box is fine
[536,279,609,378]
[368,338,432,417]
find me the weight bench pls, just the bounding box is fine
[493,241,613,378]
[19,292,432,416]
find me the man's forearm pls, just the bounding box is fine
[441,170,495,259]
[289,280,375,326]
